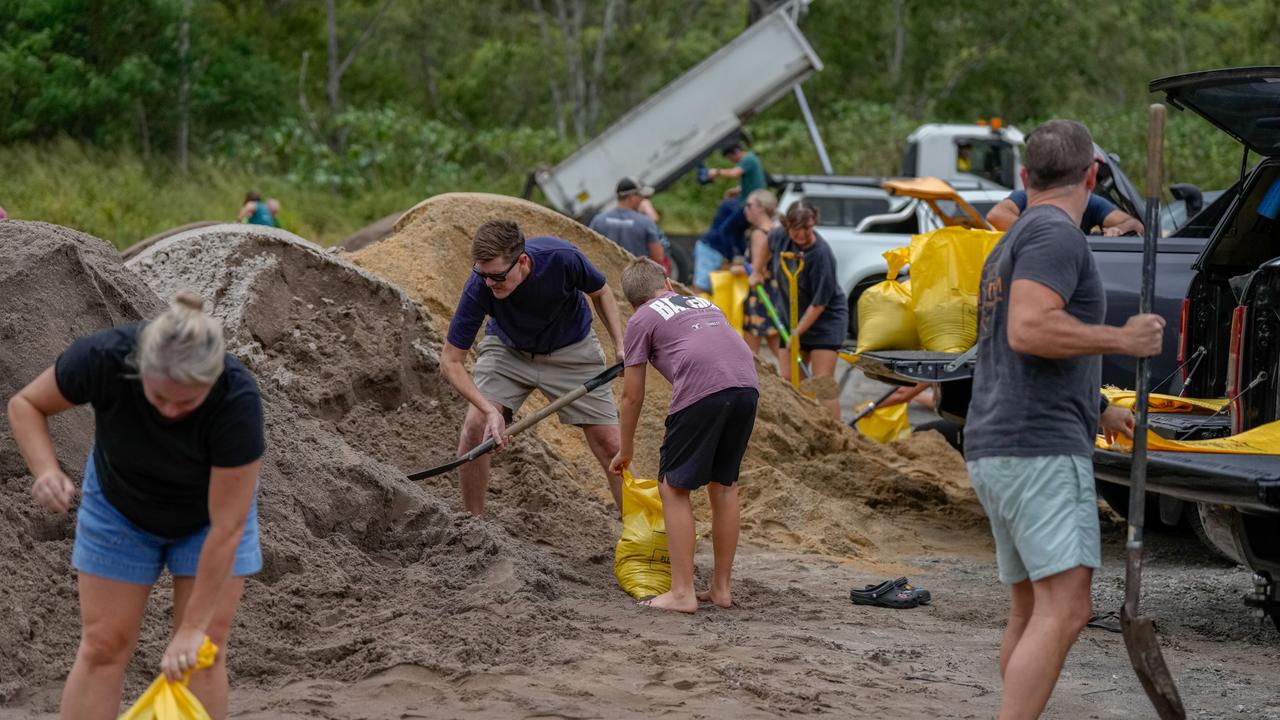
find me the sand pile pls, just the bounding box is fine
[0,221,165,701]
[349,193,984,558]
[1,222,623,705]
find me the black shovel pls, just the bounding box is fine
[408,362,624,481]
[1122,102,1186,720]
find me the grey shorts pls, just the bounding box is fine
[966,455,1102,585]
[474,331,618,426]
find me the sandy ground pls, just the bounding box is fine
[3,528,1275,719]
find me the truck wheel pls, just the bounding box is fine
[668,243,693,286]
[1187,503,1244,565]
[1094,480,1174,529]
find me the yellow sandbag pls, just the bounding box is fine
[119,639,218,720]
[856,403,912,443]
[614,469,671,599]
[709,269,749,332]
[856,247,919,353]
[1101,386,1228,414]
[1102,418,1280,455]
[909,227,1004,352]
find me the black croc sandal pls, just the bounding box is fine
[850,577,921,609]
[859,577,932,606]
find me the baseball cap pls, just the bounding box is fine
[616,177,654,198]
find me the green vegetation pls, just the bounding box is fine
[1,0,1276,246]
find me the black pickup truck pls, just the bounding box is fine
[856,67,1280,631]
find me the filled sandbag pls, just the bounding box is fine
[909,227,1003,353]
[855,247,917,353]
[614,470,671,599]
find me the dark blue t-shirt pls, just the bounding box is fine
[447,235,607,354]
[1008,191,1118,233]
[767,226,849,348]
[699,199,750,259]
[55,323,265,538]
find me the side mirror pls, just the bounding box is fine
[1170,183,1204,215]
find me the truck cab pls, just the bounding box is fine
[902,123,1026,191]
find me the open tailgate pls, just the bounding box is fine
[1094,449,1280,514]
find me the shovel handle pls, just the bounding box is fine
[407,362,623,481]
[504,361,623,437]
[1126,102,1165,578]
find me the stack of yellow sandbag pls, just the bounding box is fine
[909,227,1004,353]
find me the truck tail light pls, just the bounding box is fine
[1227,305,1247,434]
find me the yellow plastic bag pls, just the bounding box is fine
[709,269,749,333]
[614,469,671,599]
[1101,386,1228,415]
[1101,418,1280,455]
[118,639,218,720]
[909,227,1004,352]
[856,247,918,353]
[856,403,912,443]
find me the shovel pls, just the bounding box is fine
[1122,102,1186,720]
[408,362,624,481]
[849,387,898,425]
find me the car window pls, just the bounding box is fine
[958,138,1018,188]
[808,196,892,227]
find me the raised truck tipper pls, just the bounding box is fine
[530,4,822,223]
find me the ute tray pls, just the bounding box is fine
[854,350,973,384]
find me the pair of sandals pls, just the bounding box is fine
[850,576,932,609]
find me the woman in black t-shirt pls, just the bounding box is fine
[767,201,850,420]
[7,292,264,719]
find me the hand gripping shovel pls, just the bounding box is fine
[1122,102,1186,720]
[408,362,624,481]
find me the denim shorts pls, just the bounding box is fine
[966,455,1101,585]
[693,240,727,292]
[72,455,262,585]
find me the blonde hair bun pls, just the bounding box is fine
[173,291,205,312]
[138,290,226,386]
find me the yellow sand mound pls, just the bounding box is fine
[349,193,982,558]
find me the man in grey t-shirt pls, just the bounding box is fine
[964,120,1165,718]
[590,178,666,265]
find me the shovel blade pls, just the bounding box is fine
[1121,606,1186,720]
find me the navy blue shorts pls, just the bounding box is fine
[72,454,262,585]
[659,387,759,490]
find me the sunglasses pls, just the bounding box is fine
[473,251,524,282]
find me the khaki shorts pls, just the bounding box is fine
[474,331,618,426]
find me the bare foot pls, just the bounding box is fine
[696,588,732,608]
[637,591,697,614]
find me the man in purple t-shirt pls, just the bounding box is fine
[610,258,759,613]
[442,220,625,516]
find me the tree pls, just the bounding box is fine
[530,0,621,143]
[323,0,395,151]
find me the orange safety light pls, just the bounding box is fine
[991,117,1003,130]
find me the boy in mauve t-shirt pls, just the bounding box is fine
[609,258,759,613]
